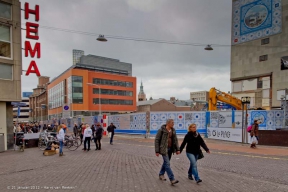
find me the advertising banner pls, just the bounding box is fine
[207,128,243,142]
[232,0,282,45]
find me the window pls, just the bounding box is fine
[257,78,262,88]
[93,98,133,105]
[72,87,83,93]
[261,38,269,45]
[93,78,133,88]
[0,63,12,80]
[93,88,133,96]
[0,24,11,58]
[259,55,268,62]
[0,2,11,20]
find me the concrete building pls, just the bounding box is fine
[138,81,146,101]
[0,0,22,150]
[29,76,50,122]
[13,92,32,122]
[190,91,209,102]
[48,50,136,118]
[230,0,288,109]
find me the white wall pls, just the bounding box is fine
[242,79,257,91]
[0,102,7,150]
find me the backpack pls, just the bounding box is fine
[247,125,252,132]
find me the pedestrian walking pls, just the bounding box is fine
[56,125,65,156]
[91,124,96,141]
[107,123,116,145]
[180,124,210,184]
[154,119,180,185]
[73,123,78,137]
[80,124,86,145]
[83,124,92,151]
[250,120,260,148]
[94,123,104,150]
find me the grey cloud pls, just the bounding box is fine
[20,0,232,99]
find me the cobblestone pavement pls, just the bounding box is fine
[0,136,288,192]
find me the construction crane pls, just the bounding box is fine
[209,87,244,111]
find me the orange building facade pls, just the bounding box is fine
[47,67,137,119]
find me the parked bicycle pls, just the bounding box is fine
[38,130,80,151]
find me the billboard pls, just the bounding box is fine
[22,92,32,98]
[232,0,282,45]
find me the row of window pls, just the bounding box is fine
[93,78,133,87]
[93,99,133,105]
[93,88,133,96]
[0,1,12,59]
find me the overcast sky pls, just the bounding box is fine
[21,0,232,100]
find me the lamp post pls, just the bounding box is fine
[281,89,287,128]
[241,97,251,144]
[87,83,101,116]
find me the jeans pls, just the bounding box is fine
[59,140,63,154]
[110,132,114,144]
[159,148,175,181]
[94,137,102,149]
[84,137,91,150]
[186,153,199,181]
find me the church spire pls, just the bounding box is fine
[138,80,146,101]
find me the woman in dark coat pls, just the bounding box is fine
[180,124,210,184]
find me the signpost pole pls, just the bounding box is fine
[241,103,244,144]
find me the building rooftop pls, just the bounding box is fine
[137,99,164,106]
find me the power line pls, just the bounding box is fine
[20,23,288,49]
[21,23,229,47]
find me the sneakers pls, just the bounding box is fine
[188,175,194,180]
[196,179,202,184]
[159,175,166,181]
[170,180,179,185]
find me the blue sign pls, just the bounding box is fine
[232,0,282,44]
[63,105,69,110]
[22,92,33,98]
[11,102,26,107]
[17,106,20,117]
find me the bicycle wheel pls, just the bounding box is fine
[67,140,78,151]
[74,138,81,147]
[38,139,46,150]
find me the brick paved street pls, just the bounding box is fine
[0,136,288,192]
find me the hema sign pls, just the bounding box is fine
[24,2,41,76]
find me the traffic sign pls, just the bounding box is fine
[63,105,69,110]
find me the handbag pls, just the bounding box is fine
[198,149,204,160]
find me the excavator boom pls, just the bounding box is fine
[209,87,243,111]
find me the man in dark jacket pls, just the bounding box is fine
[107,123,116,145]
[154,119,180,185]
[73,123,78,137]
[94,123,104,150]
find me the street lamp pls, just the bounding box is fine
[280,89,287,128]
[204,45,213,51]
[87,83,101,116]
[241,96,251,144]
[97,35,107,42]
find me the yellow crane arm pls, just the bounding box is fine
[209,87,243,111]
